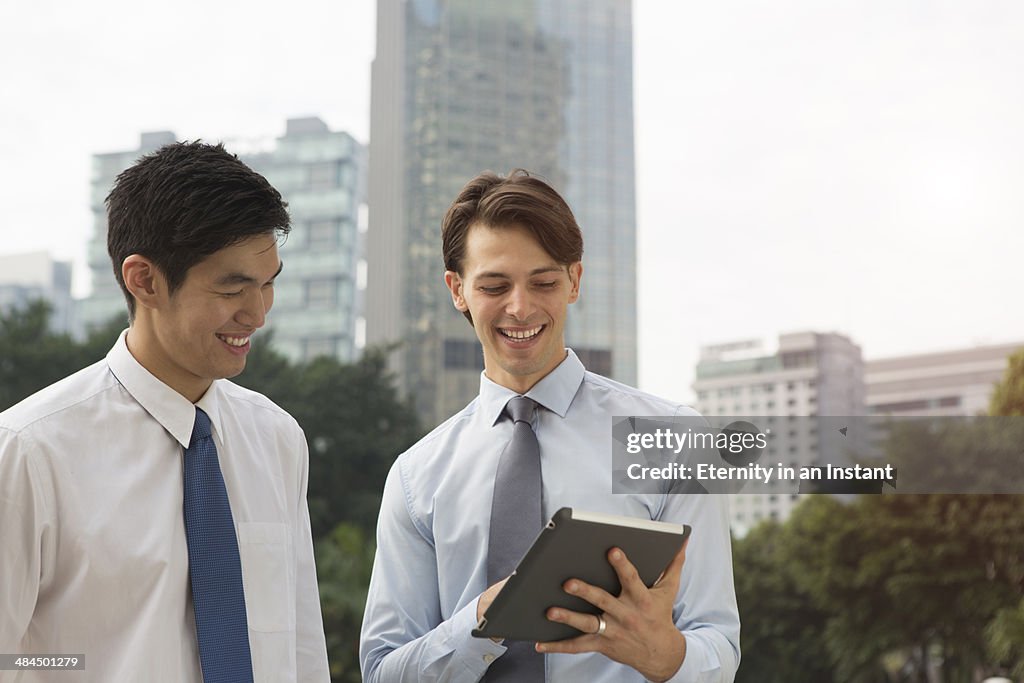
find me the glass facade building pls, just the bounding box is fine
[79,119,366,363]
[366,0,638,427]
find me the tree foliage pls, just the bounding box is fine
[0,301,126,410]
[990,347,1024,417]
[733,520,835,683]
[315,523,377,683]
[733,493,1024,682]
[234,339,421,540]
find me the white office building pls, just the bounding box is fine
[692,331,865,536]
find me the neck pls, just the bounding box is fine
[126,324,211,404]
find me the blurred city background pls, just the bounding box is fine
[1,1,1022,681]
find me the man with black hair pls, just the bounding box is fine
[0,142,330,682]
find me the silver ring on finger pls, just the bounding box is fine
[595,614,607,636]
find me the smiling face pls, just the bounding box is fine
[125,233,282,402]
[445,222,582,394]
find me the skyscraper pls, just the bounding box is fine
[79,120,366,363]
[367,0,638,426]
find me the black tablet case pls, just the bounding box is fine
[471,507,691,642]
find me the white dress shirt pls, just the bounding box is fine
[360,349,740,682]
[0,331,329,683]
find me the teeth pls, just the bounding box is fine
[218,335,250,347]
[500,326,542,341]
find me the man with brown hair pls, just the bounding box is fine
[360,170,739,682]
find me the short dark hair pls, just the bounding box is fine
[106,141,290,318]
[441,169,583,276]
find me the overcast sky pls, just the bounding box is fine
[2,1,1022,401]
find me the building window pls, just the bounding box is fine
[303,337,339,361]
[304,278,339,308]
[308,219,339,249]
[444,339,484,370]
[308,162,338,190]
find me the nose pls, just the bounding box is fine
[504,284,533,321]
[237,287,270,329]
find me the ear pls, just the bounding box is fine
[444,270,469,312]
[122,255,165,312]
[567,262,583,303]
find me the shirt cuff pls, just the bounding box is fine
[444,595,509,677]
[659,633,717,683]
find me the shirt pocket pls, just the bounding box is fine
[237,522,295,633]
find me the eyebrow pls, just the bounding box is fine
[476,266,564,279]
[215,261,284,286]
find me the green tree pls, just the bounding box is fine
[235,343,421,540]
[986,599,1024,680]
[982,349,1024,676]
[990,348,1024,416]
[0,301,125,411]
[733,520,836,683]
[315,523,377,683]
[782,494,1024,683]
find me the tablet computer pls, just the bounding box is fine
[471,507,690,642]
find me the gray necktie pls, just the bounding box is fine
[485,396,545,681]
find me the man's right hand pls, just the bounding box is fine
[476,578,510,622]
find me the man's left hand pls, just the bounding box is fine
[535,541,689,683]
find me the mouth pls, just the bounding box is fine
[216,333,252,355]
[497,325,545,344]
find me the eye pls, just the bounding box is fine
[220,290,244,298]
[534,281,557,289]
[479,285,507,295]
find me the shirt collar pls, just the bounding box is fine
[479,348,586,426]
[105,329,225,448]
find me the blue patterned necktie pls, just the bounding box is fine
[183,407,254,683]
[485,396,545,681]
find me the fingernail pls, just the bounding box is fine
[567,582,577,593]
[611,549,622,560]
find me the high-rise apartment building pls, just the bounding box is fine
[248,117,367,362]
[366,0,638,425]
[692,332,865,536]
[866,341,1022,417]
[79,119,365,363]
[80,131,177,332]
[0,251,74,334]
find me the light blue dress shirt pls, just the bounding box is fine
[360,350,740,682]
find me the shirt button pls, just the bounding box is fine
[483,654,495,664]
